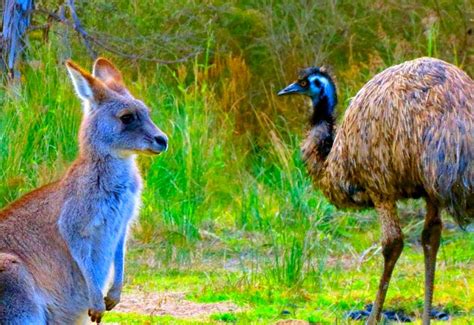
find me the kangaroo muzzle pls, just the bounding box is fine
[150,132,168,153]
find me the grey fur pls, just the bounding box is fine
[0,58,168,324]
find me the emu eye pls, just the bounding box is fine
[299,80,308,87]
[120,113,135,124]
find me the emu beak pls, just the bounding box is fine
[277,82,302,96]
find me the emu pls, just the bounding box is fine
[278,57,473,324]
[0,58,168,324]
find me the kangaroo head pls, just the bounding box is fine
[65,58,168,158]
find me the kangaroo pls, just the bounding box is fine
[0,58,168,324]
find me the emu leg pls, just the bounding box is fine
[367,201,404,325]
[421,199,442,325]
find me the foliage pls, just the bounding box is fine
[1,0,473,323]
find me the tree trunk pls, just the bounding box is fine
[1,0,34,79]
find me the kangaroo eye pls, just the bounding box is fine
[120,113,135,124]
[299,80,308,87]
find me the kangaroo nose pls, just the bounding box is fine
[154,134,168,152]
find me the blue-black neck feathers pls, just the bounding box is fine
[277,66,338,157]
[300,68,337,158]
[298,67,337,127]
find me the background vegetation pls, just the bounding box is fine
[1,0,473,323]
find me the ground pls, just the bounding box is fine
[103,210,474,325]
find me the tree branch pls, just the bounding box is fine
[33,5,201,64]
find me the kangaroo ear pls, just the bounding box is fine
[92,57,128,95]
[65,60,106,102]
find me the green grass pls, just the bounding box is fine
[105,313,209,324]
[1,0,474,324]
[103,227,473,324]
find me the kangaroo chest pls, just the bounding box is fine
[59,161,143,248]
[81,177,141,239]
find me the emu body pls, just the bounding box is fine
[279,57,473,324]
[0,58,168,324]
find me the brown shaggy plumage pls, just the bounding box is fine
[284,57,473,324]
[303,57,473,224]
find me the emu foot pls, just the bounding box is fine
[346,304,412,322]
[430,308,449,321]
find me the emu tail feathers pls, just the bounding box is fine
[422,116,474,226]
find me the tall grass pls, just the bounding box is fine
[1,0,473,288]
[0,45,80,205]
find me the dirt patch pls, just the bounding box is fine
[115,291,240,319]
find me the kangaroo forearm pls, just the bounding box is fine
[69,247,104,301]
[58,223,103,302]
[110,231,126,292]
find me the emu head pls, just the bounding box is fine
[278,66,337,116]
[65,58,168,158]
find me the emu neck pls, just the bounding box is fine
[310,96,335,129]
[309,95,335,158]
[301,96,336,182]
